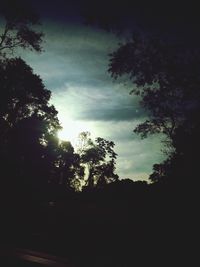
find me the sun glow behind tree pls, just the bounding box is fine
[57,117,92,147]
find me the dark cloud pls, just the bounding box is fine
[76,106,146,121]
[31,0,82,22]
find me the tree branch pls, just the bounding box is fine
[0,22,10,47]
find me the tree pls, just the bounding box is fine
[0,57,58,125]
[110,35,199,137]
[0,3,84,196]
[0,58,63,195]
[0,0,43,58]
[55,141,83,187]
[81,1,200,185]
[0,57,88,195]
[77,132,118,189]
[109,34,200,183]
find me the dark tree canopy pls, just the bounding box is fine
[0,58,57,126]
[82,0,200,44]
[0,57,63,195]
[81,1,200,185]
[109,35,200,139]
[109,34,200,184]
[0,0,43,57]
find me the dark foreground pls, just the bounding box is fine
[0,181,197,267]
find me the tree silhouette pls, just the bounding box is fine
[0,0,81,195]
[77,132,118,189]
[0,0,43,58]
[54,140,83,188]
[109,34,200,183]
[0,59,64,197]
[0,58,87,197]
[0,58,58,126]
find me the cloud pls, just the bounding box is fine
[50,83,146,123]
[115,135,166,180]
[77,106,145,121]
[20,20,165,181]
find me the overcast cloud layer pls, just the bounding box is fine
[22,21,166,181]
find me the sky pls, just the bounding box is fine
[15,0,175,181]
[7,0,200,181]
[21,19,166,181]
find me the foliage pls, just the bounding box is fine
[0,57,57,126]
[0,0,43,58]
[0,2,84,196]
[109,34,200,183]
[0,57,88,197]
[77,132,118,189]
[110,35,199,137]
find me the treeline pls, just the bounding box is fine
[0,1,119,208]
[109,34,200,191]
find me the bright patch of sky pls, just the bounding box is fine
[21,20,166,181]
